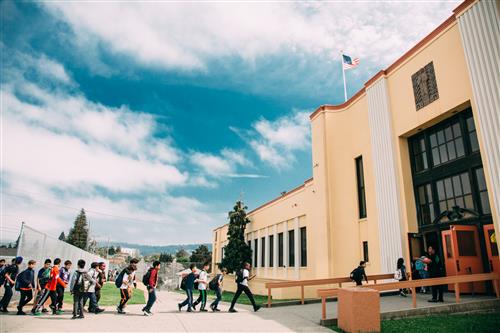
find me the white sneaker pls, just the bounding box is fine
[143,310,152,316]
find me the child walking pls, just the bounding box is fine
[192,262,209,312]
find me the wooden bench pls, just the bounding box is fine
[265,273,394,307]
[317,272,500,320]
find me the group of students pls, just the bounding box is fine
[178,261,261,313]
[349,245,445,302]
[0,256,107,318]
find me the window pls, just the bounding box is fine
[362,241,369,262]
[288,230,295,267]
[215,232,217,241]
[466,116,479,153]
[261,237,266,267]
[445,235,453,258]
[269,235,274,267]
[416,183,435,225]
[247,241,251,264]
[412,136,428,172]
[300,227,307,267]
[457,231,477,256]
[221,247,224,259]
[355,156,367,219]
[436,172,474,213]
[254,239,258,268]
[429,121,465,167]
[278,233,284,267]
[475,168,491,215]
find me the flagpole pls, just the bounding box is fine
[341,51,347,102]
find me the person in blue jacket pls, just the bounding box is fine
[16,260,36,315]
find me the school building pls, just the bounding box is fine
[212,0,500,297]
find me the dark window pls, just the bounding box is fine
[278,233,284,267]
[269,235,274,267]
[221,247,224,259]
[288,230,295,267]
[475,168,491,215]
[429,120,465,167]
[355,156,367,219]
[466,116,479,152]
[362,241,369,262]
[300,227,307,267]
[436,172,474,213]
[456,231,477,256]
[254,239,258,268]
[416,183,435,225]
[445,235,453,258]
[247,241,251,264]
[261,237,266,267]
[412,136,428,172]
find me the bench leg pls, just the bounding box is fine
[301,286,305,305]
[322,297,326,320]
[454,283,460,303]
[412,287,417,308]
[493,279,499,299]
[267,288,271,308]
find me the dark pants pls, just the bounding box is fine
[118,289,130,310]
[230,284,257,310]
[193,289,207,310]
[95,288,101,304]
[18,290,33,312]
[73,292,84,317]
[0,285,13,310]
[432,284,444,301]
[83,292,98,312]
[33,289,57,313]
[355,280,362,286]
[211,287,222,309]
[179,288,193,310]
[56,285,65,310]
[143,287,156,312]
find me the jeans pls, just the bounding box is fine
[230,284,257,309]
[179,289,193,310]
[84,292,98,312]
[56,285,65,310]
[18,290,33,312]
[73,292,84,317]
[143,287,156,312]
[0,285,13,310]
[211,287,222,309]
[118,289,131,310]
[193,289,207,310]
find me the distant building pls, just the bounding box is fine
[120,247,140,257]
[212,0,500,297]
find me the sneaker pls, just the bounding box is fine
[228,308,237,313]
[213,308,221,312]
[117,307,126,314]
[428,299,438,303]
[200,309,208,312]
[254,305,261,312]
[56,310,64,315]
[143,310,152,316]
[0,309,8,313]
[71,315,78,320]
[41,308,49,313]
[186,308,193,312]
[400,291,407,297]
[17,311,26,315]
[77,315,85,319]
[192,304,197,311]
[438,299,444,302]
[33,312,42,316]
[178,303,182,312]
[95,308,105,314]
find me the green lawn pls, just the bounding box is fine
[174,289,295,306]
[329,311,500,333]
[64,283,146,306]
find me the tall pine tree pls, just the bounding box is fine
[66,209,89,250]
[220,201,252,273]
[58,232,66,241]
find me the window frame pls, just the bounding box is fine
[355,156,367,219]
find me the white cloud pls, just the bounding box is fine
[42,1,458,71]
[189,149,263,178]
[247,110,311,169]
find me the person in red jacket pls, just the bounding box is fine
[142,261,160,316]
[32,258,67,315]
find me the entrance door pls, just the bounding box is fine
[483,224,500,291]
[441,225,484,293]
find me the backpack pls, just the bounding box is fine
[180,275,187,290]
[39,267,51,288]
[394,268,403,281]
[350,267,362,282]
[142,268,153,286]
[208,274,221,290]
[415,259,425,271]
[114,269,127,288]
[0,266,7,286]
[74,271,88,293]
[235,269,244,284]
[14,270,24,291]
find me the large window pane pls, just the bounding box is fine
[269,235,274,267]
[288,230,295,267]
[278,233,284,267]
[355,156,367,218]
[300,227,307,267]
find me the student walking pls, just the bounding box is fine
[350,261,368,286]
[16,260,36,315]
[0,259,5,290]
[83,262,104,314]
[116,258,138,314]
[95,262,106,305]
[228,262,261,313]
[395,258,408,297]
[33,259,51,314]
[0,256,23,312]
[192,262,210,312]
[32,258,66,315]
[178,264,197,312]
[209,268,227,312]
[426,246,444,302]
[142,261,160,316]
[70,259,89,319]
[56,260,72,313]
[415,256,429,293]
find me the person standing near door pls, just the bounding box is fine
[426,245,444,302]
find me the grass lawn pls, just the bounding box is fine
[174,289,295,306]
[329,311,500,333]
[63,283,146,306]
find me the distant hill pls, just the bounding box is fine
[98,241,212,256]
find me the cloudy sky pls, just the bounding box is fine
[1,1,458,245]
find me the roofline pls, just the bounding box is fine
[310,0,465,120]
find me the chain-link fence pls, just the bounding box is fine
[16,224,109,285]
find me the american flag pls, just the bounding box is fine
[342,54,360,69]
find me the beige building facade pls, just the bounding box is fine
[213,0,500,297]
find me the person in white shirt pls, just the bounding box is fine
[117,258,138,314]
[228,262,260,313]
[192,262,210,312]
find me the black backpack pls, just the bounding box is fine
[235,269,244,284]
[208,274,221,290]
[74,271,86,293]
[350,267,362,282]
[0,266,8,286]
[114,269,127,288]
[142,268,153,286]
[180,275,187,290]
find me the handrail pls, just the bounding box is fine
[317,272,500,320]
[265,273,394,307]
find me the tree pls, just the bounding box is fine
[159,253,174,263]
[175,249,189,261]
[220,201,252,273]
[58,232,66,241]
[108,246,116,256]
[116,245,122,253]
[189,245,212,264]
[66,209,89,250]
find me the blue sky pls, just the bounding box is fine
[1,1,458,245]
